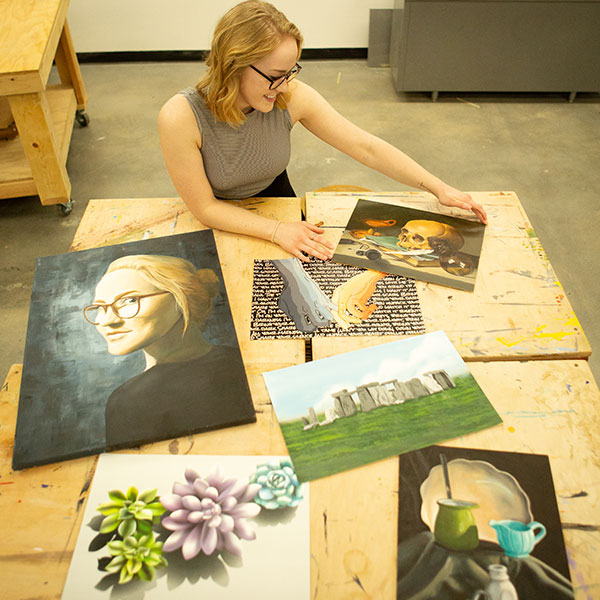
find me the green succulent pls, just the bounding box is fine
[105,533,167,584]
[97,487,165,538]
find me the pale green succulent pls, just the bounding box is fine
[105,533,167,584]
[97,487,165,538]
[250,459,304,510]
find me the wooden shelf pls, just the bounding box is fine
[0,85,76,200]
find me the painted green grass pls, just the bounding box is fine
[280,375,501,482]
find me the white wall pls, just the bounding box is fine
[67,0,394,53]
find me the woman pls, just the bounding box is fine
[84,254,255,448]
[158,1,487,263]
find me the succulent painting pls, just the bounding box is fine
[97,487,166,538]
[105,533,167,584]
[161,466,262,559]
[250,459,304,509]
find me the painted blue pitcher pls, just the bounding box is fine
[489,519,546,558]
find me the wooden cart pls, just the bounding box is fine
[0,0,88,215]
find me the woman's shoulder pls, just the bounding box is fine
[159,92,196,124]
[286,80,329,123]
[158,91,202,143]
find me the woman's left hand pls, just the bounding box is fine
[435,185,488,225]
[274,221,334,262]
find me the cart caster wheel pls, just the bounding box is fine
[75,110,90,127]
[365,249,381,260]
[57,199,73,216]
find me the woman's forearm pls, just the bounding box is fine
[184,195,333,261]
[358,135,447,197]
[185,195,279,241]
[352,134,487,223]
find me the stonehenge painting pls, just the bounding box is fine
[264,332,501,482]
[303,370,455,431]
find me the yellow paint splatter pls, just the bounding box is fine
[533,325,575,342]
[563,315,582,329]
[496,313,582,348]
[508,426,515,433]
[496,335,529,348]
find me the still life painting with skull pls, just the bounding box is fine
[332,199,487,292]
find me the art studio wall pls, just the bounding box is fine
[67,0,395,53]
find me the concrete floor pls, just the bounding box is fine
[1,60,599,386]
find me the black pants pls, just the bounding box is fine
[254,170,296,198]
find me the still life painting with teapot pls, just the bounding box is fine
[332,199,486,292]
[397,445,574,599]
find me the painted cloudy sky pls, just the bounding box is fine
[263,331,471,421]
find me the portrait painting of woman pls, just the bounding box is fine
[85,254,255,448]
[13,231,254,469]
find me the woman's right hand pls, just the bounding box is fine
[273,221,334,262]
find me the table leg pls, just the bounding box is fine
[8,92,71,206]
[54,20,87,110]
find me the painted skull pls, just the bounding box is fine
[397,220,464,252]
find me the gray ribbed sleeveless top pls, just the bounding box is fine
[179,87,293,199]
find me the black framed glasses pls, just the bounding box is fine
[83,291,169,325]
[249,63,302,90]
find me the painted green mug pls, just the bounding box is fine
[434,499,479,551]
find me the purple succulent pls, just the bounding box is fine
[160,465,261,559]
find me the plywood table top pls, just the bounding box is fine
[308,353,600,599]
[305,191,591,362]
[1,195,599,598]
[2,359,598,599]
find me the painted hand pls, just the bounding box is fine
[436,185,488,225]
[271,259,334,333]
[273,221,334,262]
[331,270,386,328]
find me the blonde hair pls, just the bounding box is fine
[104,255,219,333]
[197,0,303,126]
